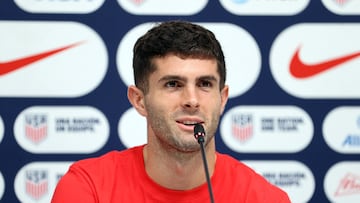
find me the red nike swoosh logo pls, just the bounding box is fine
[0,41,84,76]
[290,46,360,78]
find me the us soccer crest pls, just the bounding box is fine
[231,114,253,143]
[24,114,48,144]
[25,170,48,200]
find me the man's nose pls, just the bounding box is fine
[182,86,200,110]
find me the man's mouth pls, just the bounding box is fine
[181,121,198,126]
[176,120,204,127]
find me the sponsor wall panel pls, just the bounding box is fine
[0,0,359,202]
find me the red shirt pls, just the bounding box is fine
[51,145,290,202]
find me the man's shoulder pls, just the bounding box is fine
[70,145,144,172]
[215,153,290,202]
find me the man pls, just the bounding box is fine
[51,20,290,202]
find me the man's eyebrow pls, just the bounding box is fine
[197,75,218,82]
[158,75,218,83]
[158,75,186,83]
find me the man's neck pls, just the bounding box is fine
[143,140,216,190]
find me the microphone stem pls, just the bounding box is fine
[199,140,215,203]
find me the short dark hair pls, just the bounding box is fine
[133,20,226,93]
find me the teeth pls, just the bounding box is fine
[182,121,197,125]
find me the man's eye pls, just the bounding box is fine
[165,81,179,88]
[199,81,212,88]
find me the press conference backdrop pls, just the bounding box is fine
[0,0,360,202]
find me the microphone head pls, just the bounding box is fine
[194,123,205,143]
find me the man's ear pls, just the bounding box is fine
[220,85,229,115]
[127,85,147,116]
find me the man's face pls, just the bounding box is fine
[143,54,228,152]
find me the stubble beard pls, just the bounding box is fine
[147,107,220,156]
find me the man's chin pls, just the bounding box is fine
[174,143,202,153]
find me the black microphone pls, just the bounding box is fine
[194,124,215,203]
